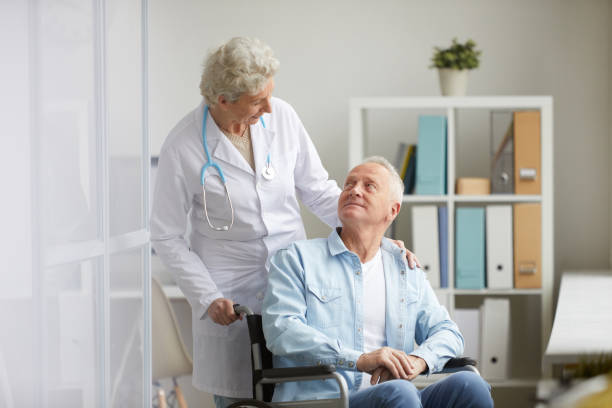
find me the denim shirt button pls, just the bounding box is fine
[348,361,354,368]
[399,324,403,329]
[338,359,345,365]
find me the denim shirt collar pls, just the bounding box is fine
[327,227,407,261]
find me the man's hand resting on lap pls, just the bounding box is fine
[356,347,428,385]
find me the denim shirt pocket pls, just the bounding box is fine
[306,286,343,328]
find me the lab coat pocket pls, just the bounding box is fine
[306,286,343,328]
[198,175,233,227]
[202,315,229,338]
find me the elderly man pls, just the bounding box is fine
[262,157,493,407]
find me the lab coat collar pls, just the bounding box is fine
[193,101,253,176]
[194,101,276,177]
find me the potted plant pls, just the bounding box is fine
[430,38,481,96]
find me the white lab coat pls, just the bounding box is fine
[151,97,341,397]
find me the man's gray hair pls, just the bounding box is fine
[361,156,404,203]
[200,37,279,106]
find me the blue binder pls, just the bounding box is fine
[415,116,447,195]
[455,207,486,289]
[438,206,448,288]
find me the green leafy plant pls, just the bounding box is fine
[430,38,482,70]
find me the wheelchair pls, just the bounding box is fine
[227,304,480,408]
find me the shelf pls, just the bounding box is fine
[401,194,542,203]
[351,96,552,110]
[402,195,447,203]
[454,289,542,295]
[453,195,542,203]
[350,95,555,377]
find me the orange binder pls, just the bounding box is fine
[513,203,541,288]
[513,111,541,194]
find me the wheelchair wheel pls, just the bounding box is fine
[226,400,274,408]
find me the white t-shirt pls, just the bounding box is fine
[358,248,387,390]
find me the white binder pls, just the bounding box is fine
[453,308,481,363]
[480,298,510,379]
[486,205,513,289]
[411,205,440,288]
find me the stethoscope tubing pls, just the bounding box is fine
[200,105,267,231]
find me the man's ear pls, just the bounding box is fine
[389,202,401,222]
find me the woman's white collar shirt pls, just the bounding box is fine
[151,96,341,397]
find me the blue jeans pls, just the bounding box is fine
[349,372,493,408]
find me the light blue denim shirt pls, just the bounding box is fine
[262,228,464,402]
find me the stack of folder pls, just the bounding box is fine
[491,110,541,195]
[453,204,541,289]
[454,299,511,380]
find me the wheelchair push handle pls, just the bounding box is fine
[233,304,254,317]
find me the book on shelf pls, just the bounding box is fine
[438,206,448,288]
[394,142,412,179]
[403,145,417,194]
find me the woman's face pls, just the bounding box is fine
[226,78,274,125]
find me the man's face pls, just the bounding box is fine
[222,78,274,125]
[338,163,399,228]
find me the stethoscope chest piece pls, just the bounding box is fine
[262,166,275,180]
[262,153,275,180]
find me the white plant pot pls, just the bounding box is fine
[438,68,469,96]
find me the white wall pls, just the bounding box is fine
[609,2,612,269]
[151,0,611,275]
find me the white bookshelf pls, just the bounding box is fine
[349,96,554,385]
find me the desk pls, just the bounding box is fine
[544,271,612,365]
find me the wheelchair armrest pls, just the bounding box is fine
[259,364,336,379]
[437,357,480,375]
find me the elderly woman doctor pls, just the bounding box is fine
[151,37,419,406]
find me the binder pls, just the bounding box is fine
[480,298,510,380]
[513,203,542,288]
[455,207,486,289]
[415,116,447,195]
[438,206,448,288]
[486,205,513,289]
[514,111,541,194]
[412,205,440,288]
[490,111,514,194]
[453,308,480,362]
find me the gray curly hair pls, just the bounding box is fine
[199,37,279,106]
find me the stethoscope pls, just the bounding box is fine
[200,105,275,231]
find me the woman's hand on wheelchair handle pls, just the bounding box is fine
[207,298,243,325]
